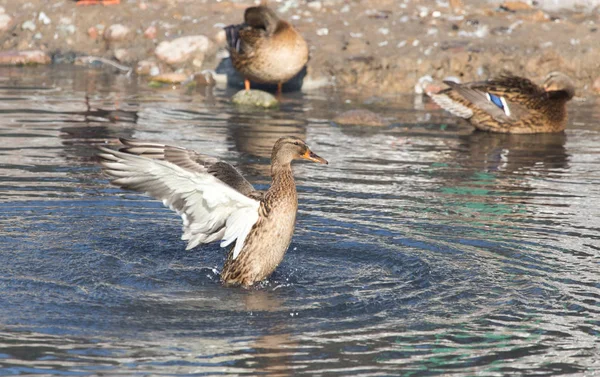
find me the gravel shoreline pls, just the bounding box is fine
[0,0,599,95]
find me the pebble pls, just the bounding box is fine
[450,0,464,13]
[593,77,600,93]
[231,89,279,108]
[0,50,51,65]
[502,1,533,11]
[58,24,76,35]
[316,27,328,36]
[113,48,131,63]
[144,25,157,39]
[21,20,36,32]
[150,72,189,84]
[136,60,160,76]
[528,10,549,22]
[155,35,213,65]
[38,11,50,25]
[103,24,130,42]
[0,13,12,31]
[87,26,98,39]
[307,1,322,11]
[149,66,160,76]
[458,25,489,38]
[332,109,390,127]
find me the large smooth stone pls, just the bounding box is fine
[231,89,279,108]
[155,35,213,65]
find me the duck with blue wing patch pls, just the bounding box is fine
[98,136,327,288]
[427,72,575,134]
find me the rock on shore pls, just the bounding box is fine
[231,89,279,108]
[155,35,213,66]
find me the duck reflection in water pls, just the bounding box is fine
[59,69,141,160]
[430,131,570,221]
[241,290,296,377]
[227,114,307,177]
[458,131,568,174]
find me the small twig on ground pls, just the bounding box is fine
[75,56,133,76]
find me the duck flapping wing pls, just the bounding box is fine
[98,140,261,259]
[118,138,263,199]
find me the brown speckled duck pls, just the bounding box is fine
[428,72,575,134]
[224,6,309,93]
[98,136,327,288]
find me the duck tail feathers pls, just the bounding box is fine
[224,23,245,52]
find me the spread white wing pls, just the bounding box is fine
[117,138,263,200]
[98,146,260,259]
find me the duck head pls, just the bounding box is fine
[543,72,575,100]
[244,6,280,34]
[271,136,328,170]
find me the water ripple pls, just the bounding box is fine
[0,67,599,376]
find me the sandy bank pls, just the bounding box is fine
[0,0,599,95]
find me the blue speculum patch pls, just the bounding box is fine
[487,93,505,110]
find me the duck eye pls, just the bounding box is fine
[293,141,301,146]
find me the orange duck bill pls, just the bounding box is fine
[301,149,328,164]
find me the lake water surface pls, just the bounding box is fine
[0,66,599,376]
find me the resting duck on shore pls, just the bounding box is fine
[427,72,575,134]
[224,6,309,94]
[98,136,327,288]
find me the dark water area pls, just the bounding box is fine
[0,66,599,376]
